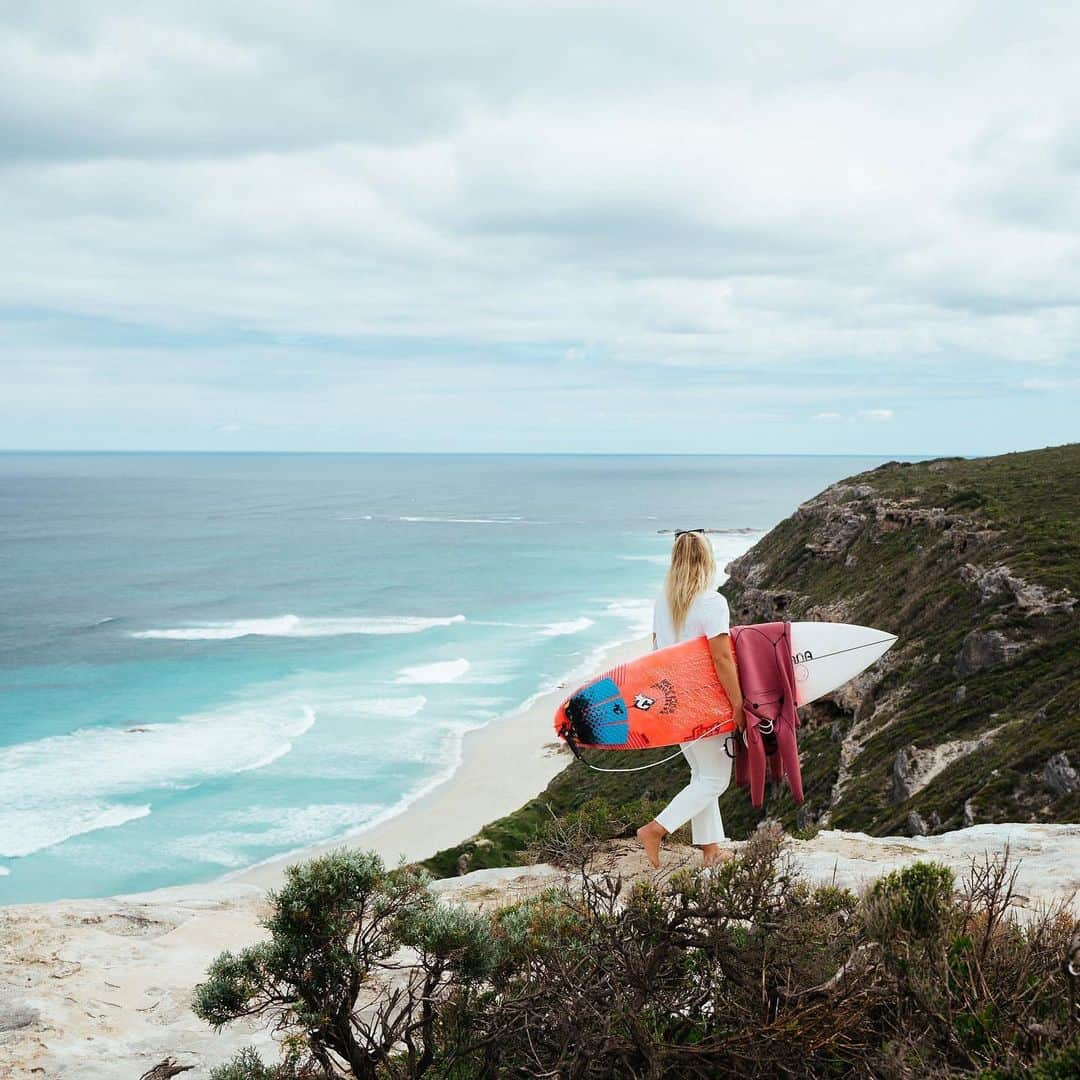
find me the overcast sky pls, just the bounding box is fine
[2,1,1078,454]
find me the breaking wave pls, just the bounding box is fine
[539,617,594,637]
[0,702,315,858]
[396,658,471,684]
[398,515,539,524]
[131,614,465,640]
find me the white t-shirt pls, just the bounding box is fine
[653,586,731,649]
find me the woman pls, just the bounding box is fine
[636,530,744,869]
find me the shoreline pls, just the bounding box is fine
[234,633,651,890]
[2,632,651,910]
[0,632,649,910]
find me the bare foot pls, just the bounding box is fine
[636,821,666,868]
[701,843,735,867]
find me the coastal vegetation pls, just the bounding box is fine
[195,835,1080,1078]
[423,443,1080,877]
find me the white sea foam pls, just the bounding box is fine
[602,598,654,633]
[0,803,152,860]
[131,614,465,640]
[398,515,532,524]
[0,866,9,876]
[540,616,594,637]
[474,616,594,638]
[229,715,492,880]
[618,554,669,565]
[169,803,385,868]
[352,695,427,718]
[0,702,315,858]
[396,658,471,684]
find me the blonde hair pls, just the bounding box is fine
[665,532,717,635]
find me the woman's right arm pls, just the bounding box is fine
[708,633,744,730]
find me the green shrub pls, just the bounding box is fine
[864,859,956,937]
[208,1046,303,1080]
[980,1034,1080,1079]
[198,843,1078,1079]
[194,849,433,1078]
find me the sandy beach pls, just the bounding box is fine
[0,636,649,1079]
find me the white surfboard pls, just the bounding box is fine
[787,621,897,707]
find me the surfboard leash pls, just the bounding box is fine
[561,719,739,773]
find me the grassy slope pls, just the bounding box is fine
[423,444,1079,878]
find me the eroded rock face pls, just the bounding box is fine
[831,666,887,720]
[729,586,803,625]
[956,629,1024,676]
[804,511,866,559]
[889,726,1006,806]
[1043,753,1080,798]
[892,745,919,803]
[960,563,1077,616]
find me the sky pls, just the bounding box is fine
[1,1,1078,455]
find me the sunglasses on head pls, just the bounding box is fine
[674,528,706,537]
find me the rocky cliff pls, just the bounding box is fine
[722,442,1079,837]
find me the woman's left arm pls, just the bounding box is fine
[708,633,744,730]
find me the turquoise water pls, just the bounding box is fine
[0,453,895,902]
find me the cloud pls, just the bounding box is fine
[1,2,1078,451]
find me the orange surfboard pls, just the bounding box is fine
[554,635,737,751]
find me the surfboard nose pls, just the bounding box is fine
[787,621,898,706]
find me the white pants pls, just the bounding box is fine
[654,735,733,845]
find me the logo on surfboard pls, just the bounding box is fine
[633,693,655,711]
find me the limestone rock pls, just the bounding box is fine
[889,727,1005,805]
[792,824,1080,911]
[0,996,39,1032]
[804,511,866,559]
[907,811,929,837]
[892,745,919,803]
[830,665,887,719]
[729,586,802,624]
[1043,753,1080,798]
[956,629,1024,676]
[960,563,1077,616]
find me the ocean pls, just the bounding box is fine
[0,452,895,903]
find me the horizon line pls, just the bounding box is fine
[0,447,965,458]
